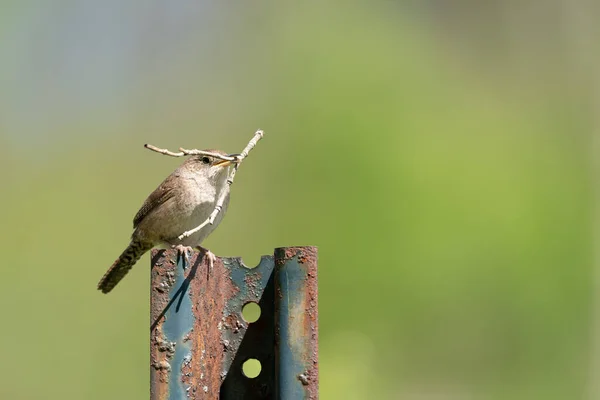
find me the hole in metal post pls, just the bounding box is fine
[242,358,262,378]
[239,253,262,269]
[242,302,261,323]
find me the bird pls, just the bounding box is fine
[97,150,236,294]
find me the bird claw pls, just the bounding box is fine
[172,244,193,269]
[195,246,215,280]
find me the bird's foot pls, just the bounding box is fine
[195,246,216,280]
[172,244,194,269]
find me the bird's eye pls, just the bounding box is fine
[201,156,211,164]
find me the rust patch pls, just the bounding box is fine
[244,271,263,299]
[303,246,319,400]
[181,253,233,399]
[222,313,245,334]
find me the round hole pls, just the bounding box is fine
[242,358,261,378]
[242,302,261,323]
[239,253,262,269]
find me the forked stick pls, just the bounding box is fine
[144,129,264,240]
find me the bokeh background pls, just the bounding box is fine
[1,1,599,399]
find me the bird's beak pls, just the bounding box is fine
[214,159,236,167]
[214,154,242,167]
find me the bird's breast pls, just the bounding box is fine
[166,179,230,246]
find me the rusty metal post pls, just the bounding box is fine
[274,247,319,400]
[150,246,318,400]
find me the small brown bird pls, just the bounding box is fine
[97,150,236,294]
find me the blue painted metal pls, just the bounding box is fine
[150,246,318,400]
[161,252,194,399]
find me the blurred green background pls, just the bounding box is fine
[1,1,599,399]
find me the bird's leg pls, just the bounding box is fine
[172,244,194,270]
[195,245,216,280]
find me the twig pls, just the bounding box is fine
[143,144,185,157]
[144,145,237,161]
[178,149,238,161]
[145,130,265,241]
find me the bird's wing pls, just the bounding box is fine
[133,177,177,228]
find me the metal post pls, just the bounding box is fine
[274,247,319,400]
[150,246,318,399]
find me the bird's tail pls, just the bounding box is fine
[98,240,153,294]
